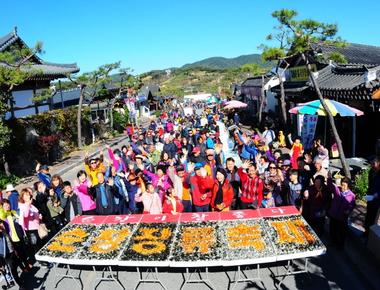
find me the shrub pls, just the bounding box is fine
[0,172,19,190]
[113,108,129,133]
[37,134,60,163]
[4,107,92,175]
[353,168,369,201]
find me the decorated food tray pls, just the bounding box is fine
[120,222,177,266]
[264,216,326,261]
[218,219,277,266]
[35,207,326,267]
[169,221,222,267]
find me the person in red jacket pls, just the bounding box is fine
[211,167,234,211]
[162,188,184,215]
[190,163,214,212]
[238,160,264,209]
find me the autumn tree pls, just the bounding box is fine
[263,9,350,178]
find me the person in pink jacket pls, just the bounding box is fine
[73,170,97,215]
[135,183,162,214]
[18,187,41,254]
[142,164,173,202]
[107,145,127,173]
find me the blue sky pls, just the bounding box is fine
[1,0,379,74]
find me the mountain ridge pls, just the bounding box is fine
[181,53,269,70]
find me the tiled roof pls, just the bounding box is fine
[311,42,380,66]
[241,74,273,87]
[138,84,160,97]
[312,65,380,91]
[0,29,79,79]
[52,88,81,104]
[0,32,18,51]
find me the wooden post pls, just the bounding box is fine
[33,88,39,114]
[352,116,356,157]
[59,80,64,109]
[9,94,15,119]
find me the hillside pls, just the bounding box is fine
[140,64,268,97]
[182,54,271,70]
[55,54,271,96]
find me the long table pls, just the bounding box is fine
[35,206,326,289]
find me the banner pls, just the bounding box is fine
[300,115,318,150]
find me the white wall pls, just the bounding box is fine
[265,90,277,113]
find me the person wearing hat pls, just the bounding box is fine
[4,184,19,212]
[189,146,205,164]
[35,163,51,188]
[84,152,106,186]
[210,167,234,212]
[204,149,220,178]
[189,164,214,212]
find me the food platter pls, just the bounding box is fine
[36,207,326,267]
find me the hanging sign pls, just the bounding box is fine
[288,64,317,82]
[301,114,318,150]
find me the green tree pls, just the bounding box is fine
[0,42,43,175]
[260,25,289,126]
[264,9,350,178]
[109,67,135,130]
[67,62,121,148]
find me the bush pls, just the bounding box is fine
[353,168,369,201]
[0,172,19,190]
[113,108,129,133]
[4,107,92,175]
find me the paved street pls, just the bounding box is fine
[14,240,373,290]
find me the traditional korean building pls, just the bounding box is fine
[270,42,380,157]
[138,84,161,110]
[239,73,281,118]
[0,28,79,118]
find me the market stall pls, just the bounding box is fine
[36,206,326,289]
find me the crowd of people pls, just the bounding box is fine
[0,103,379,289]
